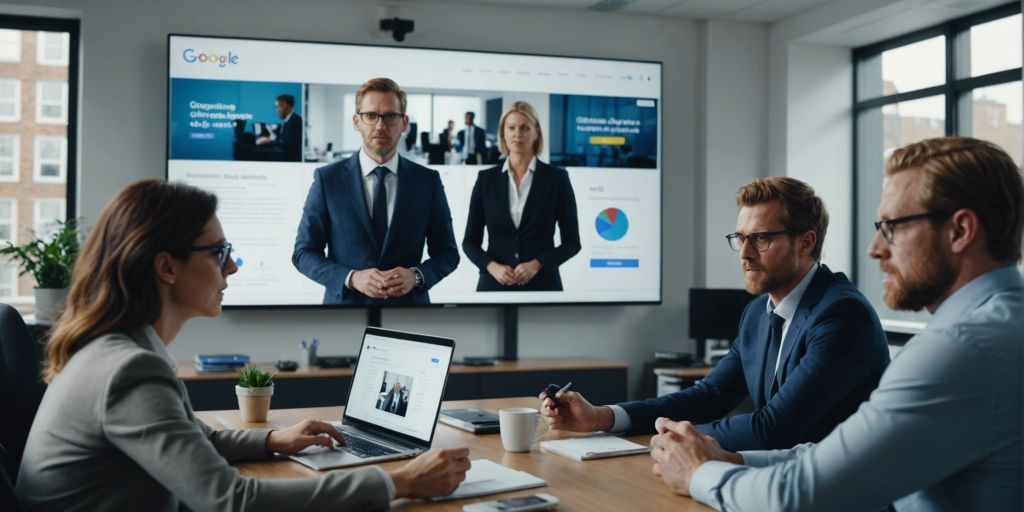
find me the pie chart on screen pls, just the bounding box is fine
[595,208,629,241]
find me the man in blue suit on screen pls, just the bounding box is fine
[293,78,459,304]
[541,176,890,451]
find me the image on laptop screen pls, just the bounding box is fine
[344,329,454,443]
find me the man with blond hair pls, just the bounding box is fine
[293,78,459,304]
[542,176,890,451]
[654,137,1024,511]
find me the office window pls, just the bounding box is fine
[0,29,20,62]
[36,80,67,123]
[0,262,16,298]
[34,136,66,183]
[0,79,20,122]
[0,134,18,182]
[36,31,68,65]
[854,2,1022,323]
[0,197,15,245]
[33,198,64,241]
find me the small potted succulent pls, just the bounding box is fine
[0,219,81,324]
[236,365,275,423]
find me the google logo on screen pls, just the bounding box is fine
[182,48,239,68]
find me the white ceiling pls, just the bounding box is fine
[436,0,842,23]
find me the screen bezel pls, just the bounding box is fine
[341,326,455,448]
[165,32,664,310]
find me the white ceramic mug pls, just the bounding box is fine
[499,407,541,452]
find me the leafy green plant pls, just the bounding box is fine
[237,365,275,388]
[0,219,81,288]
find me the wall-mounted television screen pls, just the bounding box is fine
[167,34,662,307]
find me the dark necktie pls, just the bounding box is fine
[371,166,390,248]
[762,311,785,404]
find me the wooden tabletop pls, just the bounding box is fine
[196,397,712,511]
[180,357,628,381]
[654,367,714,378]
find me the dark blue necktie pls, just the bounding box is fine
[371,166,390,248]
[762,311,785,404]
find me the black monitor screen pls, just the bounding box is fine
[688,288,757,341]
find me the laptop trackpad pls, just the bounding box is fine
[292,445,365,468]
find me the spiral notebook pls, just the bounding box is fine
[539,435,650,461]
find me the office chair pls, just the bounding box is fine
[0,304,46,482]
[0,443,21,511]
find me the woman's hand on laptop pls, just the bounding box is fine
[264,419,346,454]
[389,447,471,498]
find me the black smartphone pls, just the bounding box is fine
[544,383,563,408]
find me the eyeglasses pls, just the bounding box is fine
[190,241,233,268]
[357,111,404,126]
[725,230,792,252]
[873,211,951,245]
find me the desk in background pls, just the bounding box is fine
[179,358,628,411]
[195,397,712,511]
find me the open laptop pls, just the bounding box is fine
[290,326,455,470]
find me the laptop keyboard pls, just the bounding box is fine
[339,434,400,458]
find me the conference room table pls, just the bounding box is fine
[195,397,714,511]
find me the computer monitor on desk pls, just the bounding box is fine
[689,288,756,365]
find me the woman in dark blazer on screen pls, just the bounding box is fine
[462,101,581,291]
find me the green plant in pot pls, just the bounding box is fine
[0,219,81,324]
[236,365,275,423]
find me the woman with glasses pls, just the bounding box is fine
[462,101,581,291]
[17,180,469,511]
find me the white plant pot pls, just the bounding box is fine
[34,287,69,325]
[236,384,274,423]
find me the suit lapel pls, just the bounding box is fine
[776,265,832,381]
[495,169,516,231]
[343,155,379,253]
[127,327,196,417]
[753,307,772,409]
[518,162,547,230]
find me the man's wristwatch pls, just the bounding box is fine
[413,268,424,290]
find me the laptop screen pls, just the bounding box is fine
[344,327,454,444]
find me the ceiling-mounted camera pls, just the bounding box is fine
[380,17,414,42]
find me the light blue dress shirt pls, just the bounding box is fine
[689,265,1023,511]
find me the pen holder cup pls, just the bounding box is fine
[299,346,317,369]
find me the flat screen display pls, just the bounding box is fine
[167,35,662,307]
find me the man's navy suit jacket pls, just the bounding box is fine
[292,154,459,304]
[620,265,890,451]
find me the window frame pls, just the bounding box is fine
[851,1,1022,285]
[33,136,66,183]
[0,28,21,63]
[0,15,78,221]
[33,197,65,240]
[0,133,19,182]
[0,78,21,122]
[0,196,16,246]
[35,80,67,124]
[35,30,68,66]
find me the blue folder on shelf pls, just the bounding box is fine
[194,354,250,373]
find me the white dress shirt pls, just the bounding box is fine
[766,262,818,377]
[358,148,399,224]
[344,149,400,290]
[607,263,819,433]
[503,156,536,229]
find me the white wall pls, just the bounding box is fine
[699,20,769,288]
[1,0,701,400]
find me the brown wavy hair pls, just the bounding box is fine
[886,137,1023,263]
[43,180,217,382]
[736,176,829,260]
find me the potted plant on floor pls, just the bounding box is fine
[0,219,81,324]
[236,365,275,423]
